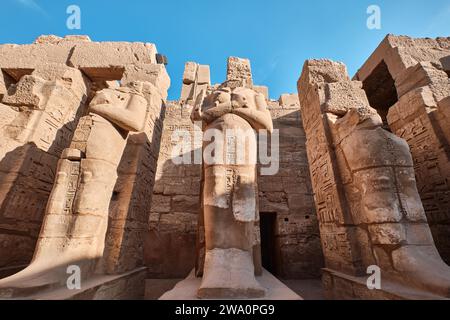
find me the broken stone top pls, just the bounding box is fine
[298,59,378,124]
[297,59,349,93]
[34,34,92,44]
[182,62,210,85]
[384,34,450,50]
[0,34,159,82]
[226,56,253,88]
[355,35,450,83]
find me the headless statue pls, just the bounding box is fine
[191,85,273,298]
[0,82,148,294]
[328,106,450,297]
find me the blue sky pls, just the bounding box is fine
[1,0,449,100]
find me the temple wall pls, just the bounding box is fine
[145,101,201,278]
[260,96,323,278]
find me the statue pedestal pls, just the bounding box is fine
[159,269,302,300]
[0,267,146,300]
[322,268,447,300]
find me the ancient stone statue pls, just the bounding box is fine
[191,85,273,298]
[298,59,450,298]
[0,82,149,295]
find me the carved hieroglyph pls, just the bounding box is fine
[0,82,150,294]
[191,84,273,298]
[0,64,89,268]
[0,35,170,276]
[298,59,450,298]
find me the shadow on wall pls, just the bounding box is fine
[144,147,201,279]
[0,116,82,275]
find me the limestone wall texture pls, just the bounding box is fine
[261,96,323,278]
[0,35,169,277]
[146,101,201,278]
[355,35,450,264]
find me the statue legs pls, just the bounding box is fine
[197,165,265,299]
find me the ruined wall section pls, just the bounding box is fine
[387,63,450,264]
[298,61,365,276]
[103,83,168,275]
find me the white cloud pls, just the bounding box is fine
[15,0,48,16]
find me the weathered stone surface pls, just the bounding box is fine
[441,55,450,72]
[254,85,269,100]
[121,64,170,99]
[180,62,210,105]
[355,35,450,83]
[278,93,299,107]
[395,61,450,101]
[0,80,167,297]
[298,58,450,299]
[2,33,450,301]
[0,65,89,270]
[191,63,273,298]
[0,71,9,98]
[69,42,157,80]
[226,56,253,87]
[0,36,170,300]
[183,62,210,85]
[146,101,201,278]
[356,35,450,265]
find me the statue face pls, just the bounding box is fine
[90,88,130,109]
[354,167,403,224]
[202,89,231,112]
[231,87,257,109]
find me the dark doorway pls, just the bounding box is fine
[361,60,398,129]
[259,212,277,275]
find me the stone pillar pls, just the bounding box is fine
[298,59,450,299]
[180,62,210,106]
[226,57,253,88]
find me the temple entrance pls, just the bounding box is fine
[259,212,278,275]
